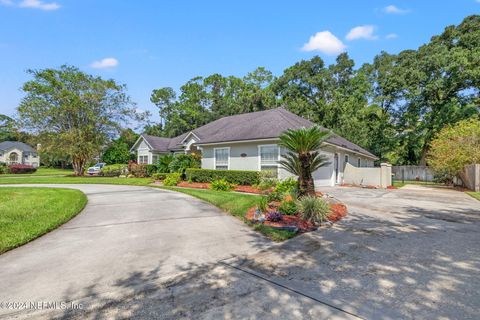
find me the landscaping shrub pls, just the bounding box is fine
[274,177,298,195]
[151,172,168,180]
[145,164,161,177]
[129,163,147,178]
[297,196,330,223]
[8,164,37,174]
[169,154,201,178]
[257,196,268,212]
[163,172,182,186]
[0,164,9,174]
[210,179,235,191]
[255,171,278,191]
[267,190,283,202]
[185,168,260,185]
[265,211,283,222]
[101,164,128,177]
[278,200,298,216]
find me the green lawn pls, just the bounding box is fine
[0,187,87,254]
[393,180,442,188]
[0,167,73,177]
[160,186,297,241]
[467,192,480,201]
[0,175,153,186]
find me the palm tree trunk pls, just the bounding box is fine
[298,154,316,197]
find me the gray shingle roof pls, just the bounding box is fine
[141,108,377,158]
[0,141,37,153]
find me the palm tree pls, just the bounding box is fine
[278,126,331,196]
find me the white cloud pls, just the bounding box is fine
[1,0,60,10]
[386,33,398,39]
[346,25,378,41]
[301,31,346,55]
[384,5,409,14]
[90,57,119,69]
[0,0,14,6]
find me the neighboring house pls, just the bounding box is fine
[130,108,378,187]
[0,141,41,167]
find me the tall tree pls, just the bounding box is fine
[0,114,16,142]
[18,65,144,175]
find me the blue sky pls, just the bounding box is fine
[0,0,478,121]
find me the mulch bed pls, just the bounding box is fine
[175,181,263,194]
[245,207,317,231]
[245,201,348,232]
[177,181,210,189]
[327,203,348,222]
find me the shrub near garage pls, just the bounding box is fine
[186,168,260,185]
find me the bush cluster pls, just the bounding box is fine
[185,168,260,185]
[151,172,168,180]
[278,200,298,215]
[7,164,37,174]
[210,179,235,191]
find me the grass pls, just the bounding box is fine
[0,187,87,254]
[0,167,73,177]
[160,186,297,241]
[467,192,480,201]
[0,175,153,186]
[393,180,443,188]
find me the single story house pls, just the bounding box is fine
[130,108,378,187]
[0,141,40,167]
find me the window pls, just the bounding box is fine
[357,158,361,167]
[344,154,349,165]
[214,147,229,170]
[259,145,279,177]
[152,155,158,164]
[139,155,148,164]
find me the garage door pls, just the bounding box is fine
[313,151,335,188]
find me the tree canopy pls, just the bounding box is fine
[146,15,480,165]
[428,117,480,181]
[17,65,145,175]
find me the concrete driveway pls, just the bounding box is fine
[1,184,479,319]
[0,185,273,319]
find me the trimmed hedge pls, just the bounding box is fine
[185,168,260,185]
[101,164,128,177]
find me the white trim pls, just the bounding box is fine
[258,144,280,176]
[130,135,153,153]
[180,131,200,144]
[213,147,230,170]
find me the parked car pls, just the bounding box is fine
[87,162,106,176]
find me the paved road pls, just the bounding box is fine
[1,184,479,319]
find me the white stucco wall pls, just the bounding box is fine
[199,141,376,188]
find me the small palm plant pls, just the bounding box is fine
[278,126,331,196]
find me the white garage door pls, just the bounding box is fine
[313,151,335,188]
